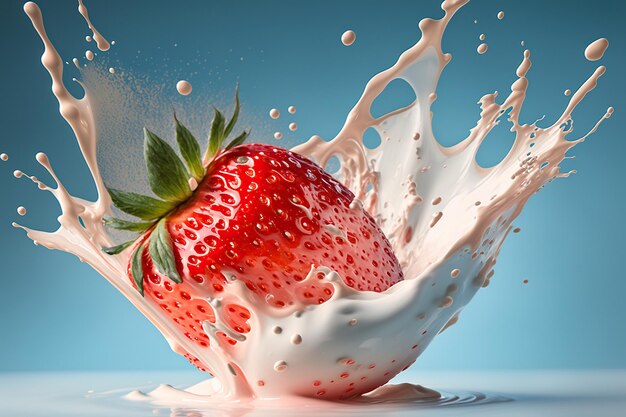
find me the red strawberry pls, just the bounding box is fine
[103,90,403,375]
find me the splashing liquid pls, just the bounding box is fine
[584,38,609,61]
[176,80,192,96]
[15,0,611,407]
[342,30,356,46]
[77,0,110,52]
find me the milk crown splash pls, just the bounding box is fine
[15,0,611,402]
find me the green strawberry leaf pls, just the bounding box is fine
[225,129,250,150]
[174,115,204,181]
[206,108,225,160]
[144,128,192,202]
[103,217,154,232]
[148,219,182,283]
[108,188,177,220]
[102,240,134,255]
[222,86,240,140]
[131,243,145,296]
[103,87,251,271]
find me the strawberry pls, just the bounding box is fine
[103,89,404,374]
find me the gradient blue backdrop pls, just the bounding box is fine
[0,0,624,372]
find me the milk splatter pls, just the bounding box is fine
[0,153,8,161]
[77,0,110,51]
[16,0,612,405]
[584,38,609,61]
[17,207,27,216]
[176,80,192,96]
[289,122,298,131]
[269,108,280,119]
[342,30,356,46]
[477,43,488,54]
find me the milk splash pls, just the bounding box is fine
[15,0,611,406]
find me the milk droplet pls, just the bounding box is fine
[521,40,525,46]
[349,198,363,210]
[273,360,288,372]
[497,11,505,20]
[431,196,442,205]
[0,153,8,161]
[451,269,460,278]
[289,122,298,131]
[85,35,92,42]
[477,43,488,54]
[274,132,283,140]
[13,170,23,178]
[430,211,443,227]
[108,67,115,74]
[72,58,80,69]
[85,50,94,61]
[272,326,282,334]
[288,106,296,114]
[176,80,192,96]
[290,334,302,345]
[439,296,454,308]
[479,34,485,41]
[188,177,198,191]
[564,89,571,96]
[341,30,356,46]
[584,38,609,61]
[17,206,27,216]
[523,279,529,284]
[269,109,280,119]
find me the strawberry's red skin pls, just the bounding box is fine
[134,144,403,371]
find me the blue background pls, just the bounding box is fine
[0,0,624,372]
